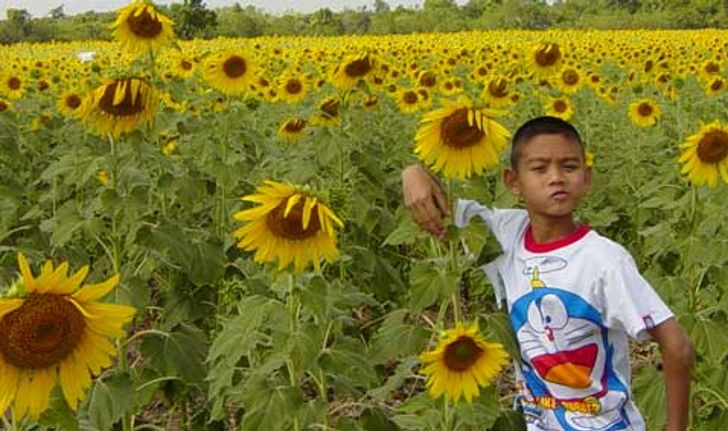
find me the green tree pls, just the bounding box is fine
[170,0,218,39]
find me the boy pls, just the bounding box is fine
[402,117,693,431]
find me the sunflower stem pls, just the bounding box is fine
[287,272,301,431]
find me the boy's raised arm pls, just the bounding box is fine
[649,317,694,431]
[401,164,449,238]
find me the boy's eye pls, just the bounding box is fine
[531,166,545,172]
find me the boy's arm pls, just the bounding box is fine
[401,164,449,238]
[649,317,693,431]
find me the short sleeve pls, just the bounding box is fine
[599,250,674,342]
[454,199,528,251]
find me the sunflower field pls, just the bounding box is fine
[1,1,728,430]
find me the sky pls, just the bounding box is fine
[1,0,440,19]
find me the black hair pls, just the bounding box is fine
[509,116,584,170]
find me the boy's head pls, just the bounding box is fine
[504,116,591,221]
[510,116,584,171]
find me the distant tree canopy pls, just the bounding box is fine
[1,0,728,43]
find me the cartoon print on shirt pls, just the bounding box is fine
[510,268,631,431]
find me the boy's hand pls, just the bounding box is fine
[401,164,450,238]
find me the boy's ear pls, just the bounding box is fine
[503,169,520,195]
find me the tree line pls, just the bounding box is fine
[2,0,728,44]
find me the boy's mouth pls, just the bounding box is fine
[550,190,569,200]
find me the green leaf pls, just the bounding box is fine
[482,311,520,361]
[367,356,419,401]
[140,323,208,385]
[408,260,459,311]
[392,392,441,430]
[86,373,135,431]
[487,410,527,431]
[691,316,728,364]
[321,336,379,394]
[369,309,429,365]
[384,209,427,246]
[240,385,302,431]
[38,387,79,431]
[633,365,666,430]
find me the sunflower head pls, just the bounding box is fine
[79,77,157,138]
[628,98,661,128]
[0,253,135,419]
[277,118,307,140]
[233,181,344,273]
[204,51,256,95]
[679,121,728,188]
[419,322,508,403]
[414,98,511,179]
[110,0,175,56]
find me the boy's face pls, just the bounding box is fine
[504,133,591,221]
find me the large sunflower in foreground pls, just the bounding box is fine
[79,77,157,138]
[0,253,136,419]
[679,121,728,188]
[110,0,175,56]
[419,322,508,403]
[232,181,344,273]
[415,98,511,179]
[203,51,256,95]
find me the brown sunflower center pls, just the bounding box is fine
[419,71,437,87]
[710,79,724,92]
[561,69,579,86]
[0,293,86,369]
[266,197,321,240]
[126,8,163,39]
[441,108,485,149]
[65,94,82,109]
[284,119,306,133]
[0,101,8,112]
[222,56,248,79]
[344,56,372,78]
[7,77,21,90]
[535,43,561,68]
[98,80,146,117]
[488,79,508,98]
[285,79,303,95]
[697,130,728,163]
[320,99,340,118]
[398,90,415,105]
[637,102,653,117]
[443,336,483,372]
[553,100,568,113]
[180,60,193,71]
[704,62,719,74]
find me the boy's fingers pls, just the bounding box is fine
[414,199,445,237]
[432,185,450,216]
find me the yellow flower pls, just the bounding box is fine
[704,76,726,97]
[678,121,728,188]
[311,96,341,126]
[232,181,344,273]
[414,98,511,179]
[545,97,574,120]
[97,170,110,186]
[0,253,136,419]
[161,139,177,155]
[0,98,11,113]
[277,118,307,140]
[556,67,583,94]
[203,51,256,95]
[332,53,375,89]
[110,0,175,56]
[79,78,157,138]
[628,98,661,128]
[419,322,508,403]
[481,76,513,108]
[395,89,421,113]
[531,42,563,77]
[56,90,84,118]
[585,150,594,168]
[2,74,24,99]
[276,75,307,104]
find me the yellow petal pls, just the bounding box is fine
[17,252,36,292]
[72,274,120,303]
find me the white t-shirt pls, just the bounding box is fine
[455,199,673,431]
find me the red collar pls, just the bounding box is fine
[524,224,591,253]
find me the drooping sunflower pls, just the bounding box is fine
[419,322,508,403]
[203,51,256,95]
[277,118,307,140]
[415,98,511,179]
[628,98,661,128]
[544,97,573,120]
[79,77,157,138]
[110,0,175,56]
[332,53,375,89]
[232,180,344,273]
[481,76,513,107]
[56,90,84,118]
[678,121,728,188]
[0,253,135,419]
[531,42,563,77]
[704,76,726,97]
[311,96,341,126]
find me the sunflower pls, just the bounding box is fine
[79,77,157,138]
[361,94,378,111]
[679,121,728,188]
[232,180,344,273]
[628,98,661,128]
[417,70,438,88]
[311,96,341,126]
[0,98,11,113]
[277,118,307,140]
[481,77,512,107]
[332,53,375,89]
[56,90,84,118]
[173,57,195,79]
[585,150,595,168]
[110,0,175,56]
[544,97,573,120]
[705,76,726,97]
[414,98,511,179]
[2,74,25,99]
[277,75,307,104]
[556,67,583,94]
[419,322,508,403]
[203,51,256,95]
[396,89,420,113]
[531,42,563,77]
[0,253,135,419]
